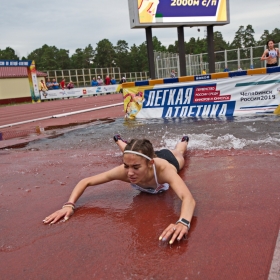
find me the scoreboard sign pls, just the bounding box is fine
[128,0,230,28]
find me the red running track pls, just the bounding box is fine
[0,95,124,148]
[0,96,279,279]
[0,94,124,127]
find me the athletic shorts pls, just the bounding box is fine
[155,149,180,173]
[266,63,278,67]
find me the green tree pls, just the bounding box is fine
[129,44,140,72]
[56,49,71,69]
[27,44,54,70]
[0,47,19,60]
[27,44,71,70]
[185,37,196,54]
[213,31,229,62]
[195,37,207,53]
[230,25,245,49]
[185,37,208,54]
[94,39,115,68]
[70,44,95,69]
[152,36,167,52]
[114,40,130,72]
[164,31,227,56]
[243,25,256,47]
[230,25,256,48]
[214,31,229,51]
[258,30,271,45]
[230,25,256,60]
[83,44,95,68]
[70,48,84,69]
[167,42,178,53]
[270,28,280,44]
[138,42,149,72]
[129,43,149,72]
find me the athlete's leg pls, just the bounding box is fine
[170,136,189,171]
[113,134,127,152]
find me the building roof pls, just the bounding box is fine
[0,67,47,78]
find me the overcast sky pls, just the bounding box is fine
[0,0,279,58]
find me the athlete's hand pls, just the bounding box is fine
[159,223,188,244]
[43,207,74,224]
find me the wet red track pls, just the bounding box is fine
[0,95,279,279]
[0,95,124,148]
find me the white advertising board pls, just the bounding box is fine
[40,85,121,100]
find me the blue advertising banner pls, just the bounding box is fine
[0,60,32,67]
[143,84,235,117]
[123,73,280,118]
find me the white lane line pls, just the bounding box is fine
[0,102,123,129]
[268,229,280,280]
[52,102,123,118]
[0,117,52,129]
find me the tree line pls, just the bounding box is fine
[1,25,280,73]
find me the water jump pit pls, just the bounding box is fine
[1,115,280,279]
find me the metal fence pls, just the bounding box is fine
[45,42,280,84]
[154,42,280,78]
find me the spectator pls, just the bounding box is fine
[238,66,242,71]
[223,66,230,72]
[104,75,111,85]
[119,77,126,94]
[45,78,54,100]
[110,77,117,94]
[60,78,66,89]
[120,77,126,84]
[60,78,68,99]
[67,81,74,89]
[39,80,48,93]
[97,76,103,86]
[261,39,279,67]
[110,76,116,85]
[91,77,98,86]
[202,69,206,75]
[170,69,176,78]
[104,75,112,94]
[46,79,53,90]
[52,79,59,89]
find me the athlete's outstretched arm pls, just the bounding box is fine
[158,167,196,244]
[43,165,127,224]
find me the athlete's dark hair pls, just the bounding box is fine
[267,39,275,47]
[124,139,156,160]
